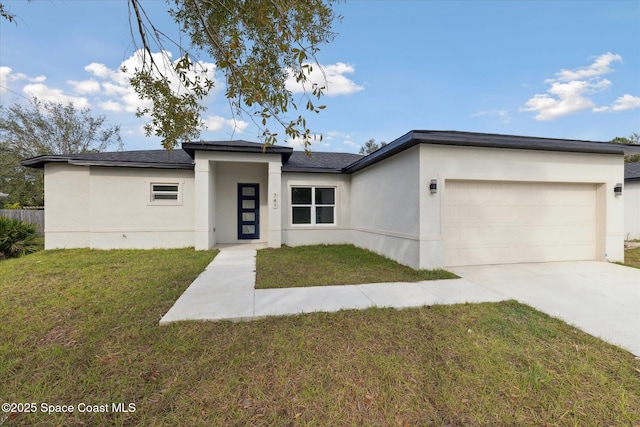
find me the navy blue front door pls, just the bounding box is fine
[238,184,259,240]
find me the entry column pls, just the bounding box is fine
[267,160,282,248]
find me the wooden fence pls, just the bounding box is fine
[0,209,45,234]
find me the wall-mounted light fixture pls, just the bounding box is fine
[614,183,622,197]
[430,179,437,194]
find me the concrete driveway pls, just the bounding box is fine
[449,261,640,357]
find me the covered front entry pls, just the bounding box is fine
[444,180,598,266]
[193,148,283,250]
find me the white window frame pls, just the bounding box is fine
[149,182,183,206]
[290,186,336,226]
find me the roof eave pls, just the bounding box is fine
[282,167,347,174]
[67,160,194,170]
[20,155,72,169]
[344,131,638,173]
[182,142,293,161]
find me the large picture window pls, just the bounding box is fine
[291,186,335,225]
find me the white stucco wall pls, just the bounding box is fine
[44,164,195,249]
[625,181,640,240]
[420,144,624,267]
[346,144,623,269]
[350,146,422,268]
[88,167,195,249]
[280,172,352,246]
[44,163,91,249]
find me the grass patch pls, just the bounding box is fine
[256,244,457,289]
[624,246,640,268]
[2,249,640,426]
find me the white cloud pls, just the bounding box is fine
[22,83,90,108]
[286,134,323,149]
[594,94,640,113]
[521,53,633,120]
[0,67,43,94]
[342,139,360,149]
[202,115,248,134]
[99,100,125,112]
[471,109,511,123]
[82,50,218,115]
[611,94,640,111]
[0,66,10,94]
[554,52,622,82]
[286,62,364,96]
[68,79,101,94]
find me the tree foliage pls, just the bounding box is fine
[128,0,340,150]
[0,2,16,23]
[359,138,387,155]
[1,1,340,151]
[0,98,122,206]
[611,132,640,163]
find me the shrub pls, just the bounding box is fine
[3,202,22,209]
[0,217,39,259]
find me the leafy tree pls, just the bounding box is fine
[359,139,387,155]
[0,98,122,206]
[128,0,340,150]
[2,1,340,150]
[611,132,640,163]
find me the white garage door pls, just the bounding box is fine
[444,180,597,266]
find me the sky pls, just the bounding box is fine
[1,0,639,154]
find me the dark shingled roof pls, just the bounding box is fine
[625,162,640,181]
[22,132,640,173]
[345,130,640,173]
[21,149,194,169]
[283,151,364,173]
[20,146,361,173]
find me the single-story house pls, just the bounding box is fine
[624,162,640,240]
[22,130,640,268]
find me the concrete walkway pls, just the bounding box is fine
[159,248,505,324]
[160,250,640,357]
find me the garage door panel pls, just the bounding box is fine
[444,181,597,266]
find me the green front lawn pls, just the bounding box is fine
[256,244,457,289]
[1,248,639,426]
[624,246,640,268]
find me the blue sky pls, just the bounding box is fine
[1,0,639,153]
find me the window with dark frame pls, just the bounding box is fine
[291,186,335,225]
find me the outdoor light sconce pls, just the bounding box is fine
[614,183,622,197]
[430,179,437,194]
